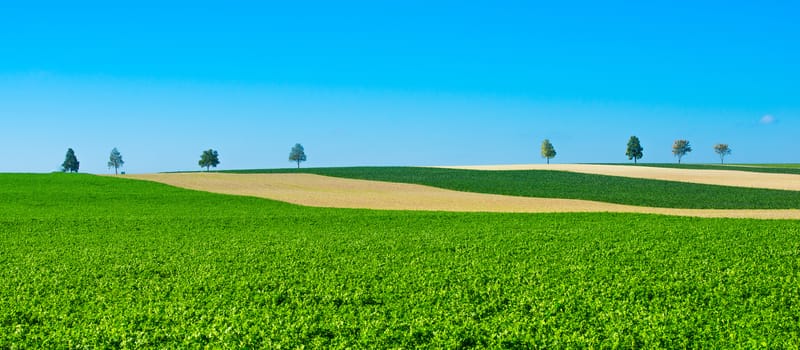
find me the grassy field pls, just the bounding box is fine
[605,163,800,175]
[228,167,800,209]
[755,164,800,169]
[2,173,800,347]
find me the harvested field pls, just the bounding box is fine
[433,164,800,191]
[125,173,800,219]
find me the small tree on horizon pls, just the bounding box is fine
[625,136,644,164]
[199,149,220,172]
[672,139,692,164]
[108,147,124,175]
[713,143,732,164]
[540,139,556,164]
[289,143,307,168]
[61,148,80,173]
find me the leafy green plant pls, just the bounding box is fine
[1,174,799,347]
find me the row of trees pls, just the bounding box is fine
[540,137,733,164]
[198,144,307,172]
[669,139,731,164]
[61,144,307,173]
[61,147,124,174]
[63,139,733,172]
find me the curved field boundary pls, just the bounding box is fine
[434,164,800,191]
[125,173,800,219]
[230,167,800,209]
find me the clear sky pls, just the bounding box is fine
[1,1,798,173]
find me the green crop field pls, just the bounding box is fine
[757,164,800,169]
[2,173,800,348]
[228,167,800,209]
[601,163,800,175]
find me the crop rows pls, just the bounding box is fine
[229,167,800,209]
[2,174,800,347]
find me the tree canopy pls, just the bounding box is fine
[61,148,80,173]
[625,136,644,164]
[199,149,220,172]
[713,143,731,164]
[540,139,556,164]
[108,148,124,175]
[672,140,692,164]
[289,144,307,168]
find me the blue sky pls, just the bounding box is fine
[1,1,797,173]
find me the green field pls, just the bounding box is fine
[227,167,800,209]
[603,163,800,175]
[2,173,800,348]
[756,164,800,169]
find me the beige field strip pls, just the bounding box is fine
[433,164,800,191]
[124,173,800,219]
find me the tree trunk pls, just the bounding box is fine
[115,167,118,175]
[546,158,549,165]
[634,158,637,165]
[297,160,300,168]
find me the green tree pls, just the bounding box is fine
[625,136,644,164]
[289,143,307,168]
[199,149,220,172]
[540,139,556,164]
[713,143,731,164]
[61,148,80,173]
[107,147,124,175]
[672,139,692,164]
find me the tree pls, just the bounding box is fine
[199,149,220,172]
[108,147,124,175]
[672,139,692,164]
[625,136,644,164]
[61,148,80,173]
[289,143,307,168]
[713,143,731,164]
[540,139,556,164]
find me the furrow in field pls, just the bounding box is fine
[125,173,800,219]
[433,164,800,191]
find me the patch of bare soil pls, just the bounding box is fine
[433,164,800,191]
[124,173,800,219]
